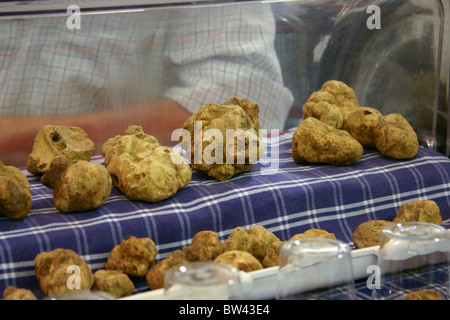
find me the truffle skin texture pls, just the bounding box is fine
[224,225,280,262]
[180,96,264,181]
[93,269,135,298]
[2,286,38,300]
[261,229,336,268]
[373,113,419,160]
[303,80,359,129]
[352,220,393,249]
[262,241,286,268]
[182,230,224,261]
[26,125,94,175]
[106,236,157,277]
[403,289,446,300]
[345,107,384,148]
[292,117,363,166]
[393,199,442,225]
[290,228,336,240]
[0,161,32,220]
[41,156,112,213]
[214,250,263,272]
[101,125,191,202]
[146,250,188,290]
[34,248,94,297]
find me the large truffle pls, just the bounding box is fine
[34,248,94,297]
[41,156,111,213]
[106,236,157,277]
[292,117,363,165]
[373,113,419,160]
[0,161,32,219]
[345,107,384,148]
[101,126,191,202]
[26,125,94,175]
[303,80,359,129]
[180,96,264,181]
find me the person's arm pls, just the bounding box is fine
[163,3,294,131]
[0,99,191,167]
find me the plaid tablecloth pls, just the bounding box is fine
[1,127,449,299]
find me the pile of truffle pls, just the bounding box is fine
[292,80,420,166]
[2,198,444,300]
[0,96,264,220]
[2,225,337,300]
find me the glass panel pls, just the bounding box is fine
[0,0,448,167]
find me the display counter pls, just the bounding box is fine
[1,127,449,299]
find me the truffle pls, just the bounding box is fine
[106,236,157,277]
[292,117,363,166]
[26,125,94,175]
[182,230,224,261]
[93,269,135,298]
[102,126,191,202]
[214,250,263,272]
[0,161,32,219]
[180,96,264,181]
[34,248,94,297]
[393,199,442,225]
[41,156,111,213]
[303,80,359,129]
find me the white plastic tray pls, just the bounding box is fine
[121,246,379,300]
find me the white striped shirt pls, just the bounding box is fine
[0,2,294,130]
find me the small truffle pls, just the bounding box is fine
[290,229,336,240]
[214,250,263,272]
[26,125,94,175]
[352,220,393,249]
[261,229,336,268]
[0,161,32,220]
[2,286,38,300]
[182,230,224,261]
[146,250,188,290]
[393,199,442,225]
[224,226,280,262]
[93,269,135,298]
[34,248,94,297]
[262,241,286,268]
[403,289,446,300]
[292,117,363,166]
[106,236,157,277]
[41,156,111,213]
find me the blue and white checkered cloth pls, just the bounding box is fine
[0,127,449,299]
[0,2,294,130]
